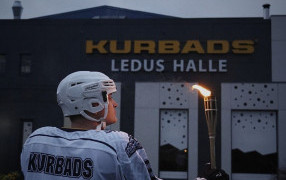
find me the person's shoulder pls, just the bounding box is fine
[29,126,57,136]
[23,126,58,145]
[104,130,130,141]
[104,129,128,137]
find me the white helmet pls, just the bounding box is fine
[57,71,116,123]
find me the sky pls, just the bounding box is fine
[0,0,286,19]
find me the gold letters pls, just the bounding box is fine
[86,40,255,54]
[134,41,155,54]
[86,40,108,54]
[110,40,131,54]
[207,40,229,54]
[232,40,255,54]
[85,40,107,54]
[181,40,205,54]
[158,41,180,54]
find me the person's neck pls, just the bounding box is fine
[70,118,100,130]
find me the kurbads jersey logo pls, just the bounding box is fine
[27,152,93,179]
[125,135,143,157]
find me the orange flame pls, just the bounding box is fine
[192,85,211,97]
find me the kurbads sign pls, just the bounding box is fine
[85,40,254,73]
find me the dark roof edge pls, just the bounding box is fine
[33,5,178,19]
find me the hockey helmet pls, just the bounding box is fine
[57,71,116,122]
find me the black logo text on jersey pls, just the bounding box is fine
[27,152,93,179]
[125,135,143,157]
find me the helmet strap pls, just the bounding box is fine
[80,102,109,131]
[80,111,101,122]
[102,103,109,119]
[96,121,106,131]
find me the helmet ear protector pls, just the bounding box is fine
[57,71,116,126]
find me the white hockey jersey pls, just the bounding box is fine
[21,127,159,180]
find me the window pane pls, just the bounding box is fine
[22,120,33,145]
[160,109,188,172]
[20,54,32,74]
[0,55,6,73]
[232,111,277,173]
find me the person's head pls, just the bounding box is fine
[57,71,118,130]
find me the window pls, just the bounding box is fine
[20,54,32,74]
[160,109,188,179]
[0,54,6,73]
[232,111,277,174]
[22,119,33,145]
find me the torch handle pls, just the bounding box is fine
[209,136,216,169]
[204,96,217,170]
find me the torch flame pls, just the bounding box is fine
[192,85,211,97]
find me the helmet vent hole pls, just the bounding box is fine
[102,81,115,87]
[92,103,99,107]
[71,82,83,87]
[75,107,78,110]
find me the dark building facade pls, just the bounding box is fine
[1,14,285,180]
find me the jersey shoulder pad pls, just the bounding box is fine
[125,134,143,157]
[29,126,55,136]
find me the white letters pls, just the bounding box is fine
[111,59,227,72]
[199,59,207,72]
[173,60,184,72]
[111,59,119,72]
[121,59,129,72]
[209,60,217,72]
[131,59,141,72]
[144,60,154,72]
[111,59,165,72]
[186,60,196,72]
[156,59,165,72]
[219,59,227,72]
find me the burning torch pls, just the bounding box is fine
[192,85,217,169]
